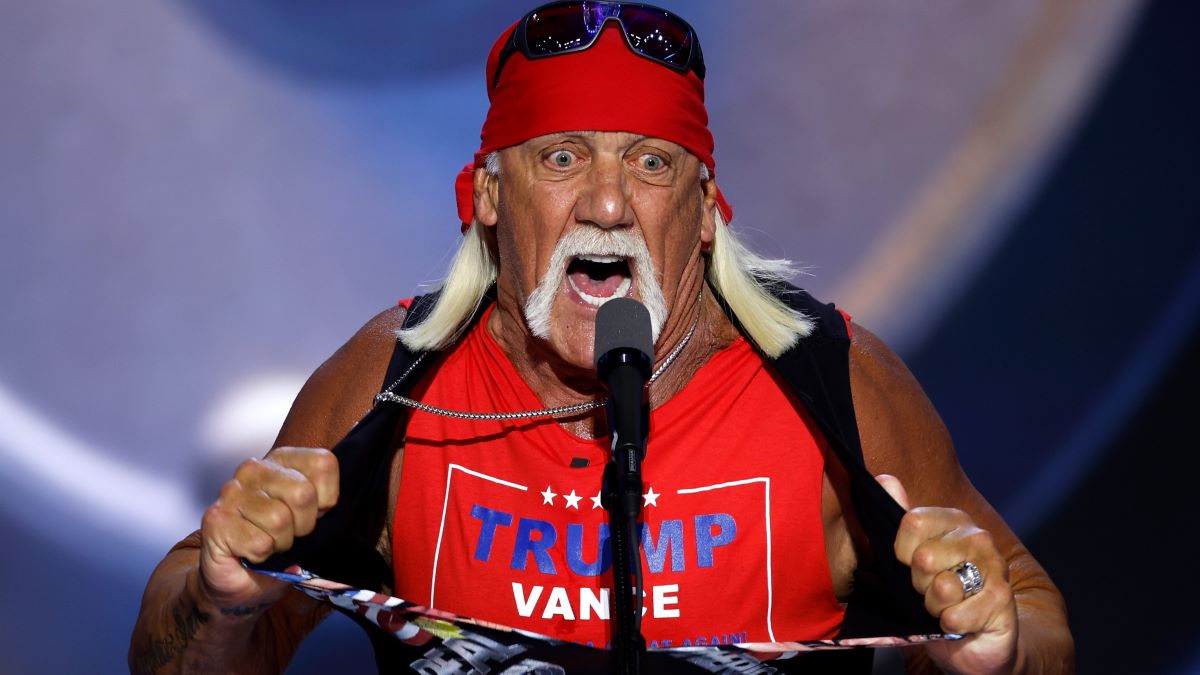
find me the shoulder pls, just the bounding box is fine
[846,322,931,409]
[845,322,967,503]
[272,304,408,450]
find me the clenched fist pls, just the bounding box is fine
[197,447,339,610]
[877,474,1019,675]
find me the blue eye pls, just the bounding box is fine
[640,154,665,171]
[550,150,574,167]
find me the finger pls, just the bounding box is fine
[234,487,300,553]
[938,577,1014,638]
[908,525,1007,613]
[893,506,972,568]
[259,470,320,538]
[199,499,284,607]
[202,498,278,564]
[925,568,969,617]
[199,501,297,611]
[875,473,911,511]
[223,507,285,563]
[265,447,340,512]
[230,458,322,537]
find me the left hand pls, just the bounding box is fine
[877,474,1019,674]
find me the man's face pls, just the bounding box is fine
[480,131,716,371]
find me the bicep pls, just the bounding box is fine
[848,324,1049,587]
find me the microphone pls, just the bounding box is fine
[595,297,653,463]
[594,297,652,672]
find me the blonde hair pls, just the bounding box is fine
[705,209,813,356]
[399,169,812,357]
[397,220,497,351]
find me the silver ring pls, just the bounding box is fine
[951,561,985,597]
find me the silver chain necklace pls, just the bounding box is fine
[374,305,701,422]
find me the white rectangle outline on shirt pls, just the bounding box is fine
[431,463,528,606]
[430,468,774,640]
[676,477,774,642]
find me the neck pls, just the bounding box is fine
[646,286,739,409]
[487,281,739,439]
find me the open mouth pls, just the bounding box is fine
[566,254,632,306]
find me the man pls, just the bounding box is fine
[130,2,1072,673]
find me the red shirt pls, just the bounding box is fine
[393,307,844,648]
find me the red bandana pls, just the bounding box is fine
[454,22,733,230]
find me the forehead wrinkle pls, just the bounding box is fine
[527,130,670,146]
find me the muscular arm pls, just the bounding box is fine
[128,306,406,674]
[848,324,1073,674]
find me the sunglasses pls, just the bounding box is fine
[493,0,706,89]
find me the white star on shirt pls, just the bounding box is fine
[591,491,604,509]
[564,490,582,509]
[541,486,557,505]
[643,487,660,507]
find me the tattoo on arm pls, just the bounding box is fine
[133,604,211,675]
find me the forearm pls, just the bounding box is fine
[129,544,287,674]
[1009,584,1074,674]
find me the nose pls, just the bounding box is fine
[573,155,634,230]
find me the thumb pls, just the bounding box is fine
[875,473,911,511]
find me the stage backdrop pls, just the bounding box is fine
[2,1,1197,673]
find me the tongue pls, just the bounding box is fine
[569,267,626,298]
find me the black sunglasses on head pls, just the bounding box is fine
[493,0,706,89]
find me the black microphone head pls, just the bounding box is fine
[594,297,654,372]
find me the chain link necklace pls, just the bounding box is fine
[374,302,701,422]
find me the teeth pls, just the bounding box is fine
[567,275,632,306]
[575,254,624,264]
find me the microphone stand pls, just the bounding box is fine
[599,348,649,675]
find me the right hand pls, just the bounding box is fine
[197,447,340,610]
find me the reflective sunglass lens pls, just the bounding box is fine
[619,9,691,67]
[526,4,600,55]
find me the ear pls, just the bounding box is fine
[699,178,719,249]
[474,166,500,227]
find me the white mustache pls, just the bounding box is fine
[523,228,667,343]
[557,228,650,259]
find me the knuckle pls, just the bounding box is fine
[964,528,995,551]
[911,543,938,573]
[217,478,244,503]
[310,449,339,476]
[933,572,961,599]
[233,457,267,482]
[289,480,318,510]
[265,446,299,468]
[901,509,927,532]
[244,530,276,562]
[262,502,292,532]
[201,503,227,532]
[943,506,967,521]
